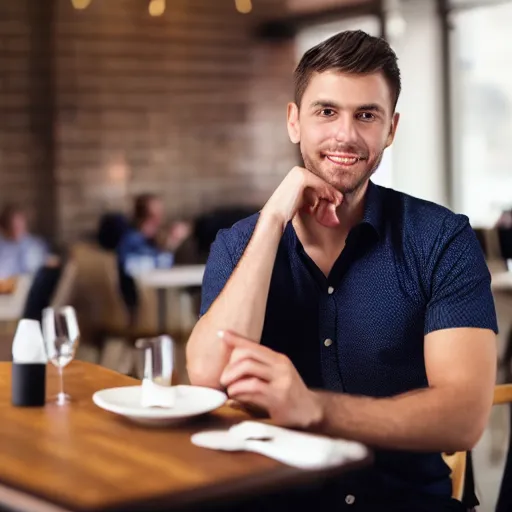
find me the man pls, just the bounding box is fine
[117,193,190,316]
[186,31,497,511]
[0,203,49,279]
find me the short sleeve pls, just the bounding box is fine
[424,216,498,335]
[199,230,236,317]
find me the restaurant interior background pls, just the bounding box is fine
[0,0,511,510]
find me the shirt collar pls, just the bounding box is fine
[360,180,384,239]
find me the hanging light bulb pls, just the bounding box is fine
[235,0,252,14]
[149,0,166,17]
[71,0,92,9]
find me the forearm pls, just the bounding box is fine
[313,386,487,453]
[187,213,283,388]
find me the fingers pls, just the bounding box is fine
[315,200,340,228]
[219,331,279,366]
[220,357,272,388]
[303,172,343,206]
[226,376,268,403]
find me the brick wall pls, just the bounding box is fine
[0,0,57,238]
[1,0,300,244]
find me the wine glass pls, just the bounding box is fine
[42,306,80,405]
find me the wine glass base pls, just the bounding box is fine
[55,393,71,406]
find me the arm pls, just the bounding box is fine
[313,327,496,452]
[186,216,283,388]
[186,167,342,388]
[220,327,495,453]
[220,217,498,452]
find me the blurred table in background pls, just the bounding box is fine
[136,265,205,334]
[0,275,33,323]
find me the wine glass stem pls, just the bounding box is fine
[58,366,65,402]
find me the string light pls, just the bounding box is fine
[149,0,166,17]
[235,0,252,14]
[71,0,92,9]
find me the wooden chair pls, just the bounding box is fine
[444,384,512,501]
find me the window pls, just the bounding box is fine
[450,1,512,226]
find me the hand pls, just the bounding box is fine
[219,330,323,429]
[261,166,343,230]
[166,221,192,250]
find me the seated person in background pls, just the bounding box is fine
[0,203,50,279]
[96,212,130,252]
[117,193,191,318]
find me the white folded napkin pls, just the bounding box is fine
[140,379,176,408]
[191,421,368,470]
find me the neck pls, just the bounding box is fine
[294,181,369,250]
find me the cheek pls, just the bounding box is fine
[364,128,389,153]
[301,124,332,150]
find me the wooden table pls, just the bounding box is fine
[0,361,371,512]
[136,265,205,333]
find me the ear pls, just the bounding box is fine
[287,102,300,144]
[385,112,400,148]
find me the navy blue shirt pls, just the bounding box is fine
[200,181,497,507]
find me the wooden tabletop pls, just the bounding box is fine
[0,361,371,512]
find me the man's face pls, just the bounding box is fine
[10,213,27,241]
[145,199,165,235]
[287,70,399,196]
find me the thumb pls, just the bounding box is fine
[217,330,254,347]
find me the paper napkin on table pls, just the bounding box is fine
[191,421,368,470]
[140,379,176,408]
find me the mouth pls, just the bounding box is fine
[324,153,366,166]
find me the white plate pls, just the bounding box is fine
[92,385,227,426]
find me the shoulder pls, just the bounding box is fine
[215,213,260,259]
[380,186,472,246]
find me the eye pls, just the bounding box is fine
[320,108,336,117]
[357,112,376,122]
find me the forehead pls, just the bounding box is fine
[301,70,393,113]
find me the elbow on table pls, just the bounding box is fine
[186,359,222,390]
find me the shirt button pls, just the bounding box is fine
[345,494,356,505]
[327,286,334,294]
[324,338,333,347]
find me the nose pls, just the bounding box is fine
[334,113,358,143]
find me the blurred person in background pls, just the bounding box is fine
[187,30,496,512]
[96,212,130,252]
[0,203,50,279]
[117,193,191,317]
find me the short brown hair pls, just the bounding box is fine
[294,30,401,109]
[0,203,24,232]
[133,193,159,226]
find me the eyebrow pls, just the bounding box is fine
[309,100,385,115]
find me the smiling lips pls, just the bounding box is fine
[325,153,365,166]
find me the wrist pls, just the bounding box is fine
[259,206,288,233]
[306,390,326,431]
